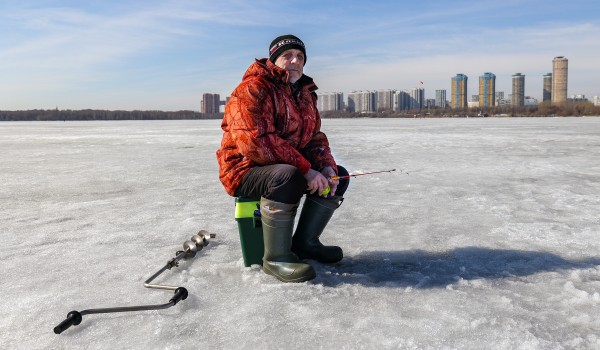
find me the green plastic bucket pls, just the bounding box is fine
[235,197,264,267]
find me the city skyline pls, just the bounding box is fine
[2,1,599,111]
[206,56,590,113]
[316,57,586,113]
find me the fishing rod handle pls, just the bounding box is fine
[53,310,82,334]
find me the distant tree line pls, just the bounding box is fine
[2,102,599,121]
[0,109,223,121]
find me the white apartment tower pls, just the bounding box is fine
[376,90,395,112]
[347,91,375,113]
[435,90,447,108]
[317,92,344,111]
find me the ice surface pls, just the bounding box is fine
[1,118,599,349]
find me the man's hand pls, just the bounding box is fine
[321,166,338,197]
[304,169,330,196]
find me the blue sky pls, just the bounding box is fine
[1,0,599,111]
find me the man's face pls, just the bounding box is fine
[274,49,304,84]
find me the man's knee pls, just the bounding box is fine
[270,164,305,187]
[267,165,306,203]
[335,165,350,196]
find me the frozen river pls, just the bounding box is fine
[1,117,599,349]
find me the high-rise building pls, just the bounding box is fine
[395,90,410,111]
[552,56,568,104]
[394,88,423,111]
[543,73,552,102]
[479,72,496,107]
[451,74,468,109]
[317,92,344,111]
[512,73,525,107]
[201,93,221,114]
[376,90,395,112]
[347,91,375,113]
[435,90,447,108]
[408,88,425,110]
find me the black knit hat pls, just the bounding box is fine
[269,34,307,65]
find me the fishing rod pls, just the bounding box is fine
[329,168,398,181]
[54,230,215,335]
[322,168,399,195]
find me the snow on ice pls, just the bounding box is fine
[1,118,599,349]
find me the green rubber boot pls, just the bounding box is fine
[260,198,316,283]
[292,195,344,264]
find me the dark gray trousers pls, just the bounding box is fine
[234,164,349,204]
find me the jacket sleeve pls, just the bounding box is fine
[300,96,338,173]
[228,80,312,174]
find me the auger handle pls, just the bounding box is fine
[54,310,82,334]
[169,287,188,306]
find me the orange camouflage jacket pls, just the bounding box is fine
[216,58,337,196]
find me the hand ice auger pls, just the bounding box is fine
[54,230,215,334]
